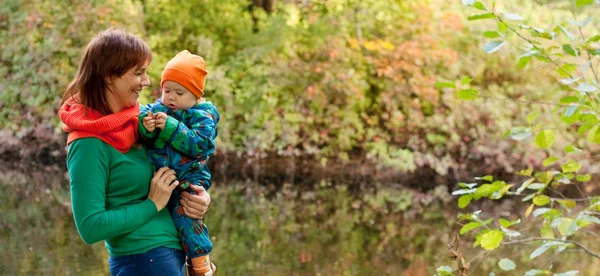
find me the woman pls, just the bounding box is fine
[58,28,211,275]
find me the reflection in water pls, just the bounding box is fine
[2,167,599,275]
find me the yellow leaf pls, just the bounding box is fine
[525,203,535,217]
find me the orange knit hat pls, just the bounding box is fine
[161,50,208,98]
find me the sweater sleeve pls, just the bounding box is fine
[154,109,218,158]
[66,138,158,245]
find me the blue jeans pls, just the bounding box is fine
[108,246,185,276]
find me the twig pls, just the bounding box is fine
[497,16,600,110]
[502,237,600,259]
[479,94,590,109]
[466,250,492,275]
[570,10,600,83]
[575,183,591,206]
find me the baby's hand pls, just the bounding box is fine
[155,112,168,130]
[142,110,156,132]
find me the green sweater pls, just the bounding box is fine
[66,138,181,256]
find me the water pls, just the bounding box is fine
[1,167,599,275]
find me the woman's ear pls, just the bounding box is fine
[104,76,113,86]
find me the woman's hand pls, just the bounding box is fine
[181,185,211,219]
[148,167,179,212]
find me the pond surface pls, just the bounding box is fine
[1,166,599,275]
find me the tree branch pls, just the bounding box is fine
[497,16,600,110]
[502,237,600,259]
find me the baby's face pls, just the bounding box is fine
[161,81,198,111]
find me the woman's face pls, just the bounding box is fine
[106,60,151,112]
[161,81,199,111]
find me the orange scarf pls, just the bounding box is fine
[59,96,140,153]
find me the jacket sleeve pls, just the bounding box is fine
[154,109,218,158]
[67,138,158,245]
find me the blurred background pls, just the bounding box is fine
[1,0,600,275]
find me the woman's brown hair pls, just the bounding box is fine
[62,28,151,115]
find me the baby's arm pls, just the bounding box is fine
[154,109,217,158]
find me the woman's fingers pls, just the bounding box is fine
[182,206,202,219]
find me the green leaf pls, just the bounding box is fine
[483,31,501,38]
[536,171,553,184]
[459,182,478,189]
[562,44,579,56]
[452,188,477,195]
[434,81,456,89]
[533,207,551,217]
[554,271,579,276]
[540,222,555,239]
[516,178,534,194]
[474,182,506,199]
[516,168,533,176]
[525,269,551,276]
[499,218,511,228]
[502,12,523,21]
[557,199,576,210]
[475,175,494,181]
[575,83,598,93]
[498,21,507,33]
[559,96,579,103]
[557,64,577,78]
[533,195,551,206]
[461,76,473,85]
[457,88,479,100]
[525,203,535,217]
[576,0,594,6]
[480,230,503,250]
[468,13,496,21]
[580,214,600,225]
[587,126,600,143]
[576,174,591,182]
[561,106,579,124]
[484,41,506,53]
[559,78,581,85]
[561,160,582,173]
[565,145,582,153]
[530,241,563,259]
[510,127,532,140]
[436,265,454,276]
[535,130,555,149]
[558,24,574,41]
[553,218,577,236]
[588,35,600,43]
[518,56,531,68]
[498,258,516,271]
[542,156,559,167]
[459,194,473,208]
[460,221,482,234]
[527,183,546,190]
[473,1,487,10]
[526,111,541,124]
